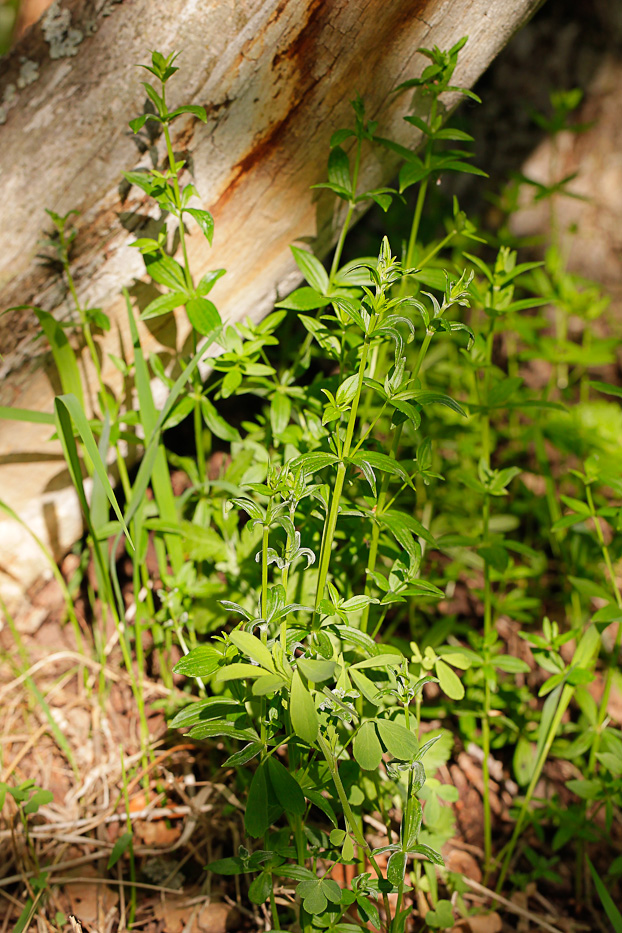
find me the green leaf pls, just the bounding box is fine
[387,851,408,886]
[435,659,464,700]
[298,879,327,914]
[123,170,155,194]
[186,297,222,335]
[197,268,226,296]
[566,779,602,800]
[328,146,351,193]
[350,669,382,705]
[353,721,383,771]
[245,763,271,838]
[34,310,83,406]
[589,860,622,932]
[248,871,273,905]
[590,380,622,400]
[291,246,329,294]
[297,658,337,683]
[290,670,319,745]
[0,406,56,425]
[592,605,622,623]
[411,843,444,866]
[291,451,340,476]
[513,736,536,787]
[223,742,264,767]
[352,653,403,671]
[412,390,466,417]
[107,831,132,869]
[270,393,291,436]
[376,718,419,761]
[275,287,331,311]
[145,253,187,290]
[168,104,208,122]
[495,655,530,674]
[141,290,188,320]
[266,757,305,816]
[169,696,240,729]
[207,856,247,875]
[229,630,275,671]
[54,396,132,548]
[173,646,222,678]
[201,396,240,442]
[186,208,214,244]
[216,663,275,683]
[188,721,259,742]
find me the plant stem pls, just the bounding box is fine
[360,329,433,633]
[314,317,376,608]
[496,684,570,891]
[393,768,415,929]
[481,498,492,881]
[161,88,193,293]
[586,485,622,771]
[329,138,362,284]
[317,734,393,928]
[120,748,137,928]
[194,393,206,486]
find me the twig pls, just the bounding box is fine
[0,722,48,781]
[0,651,193,701]
[47,876,185,895]
[460,876,568,933]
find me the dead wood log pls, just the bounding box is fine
[0,0,542,620]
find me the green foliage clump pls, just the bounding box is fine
[2,41,622,932]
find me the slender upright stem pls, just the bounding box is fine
[393,768,415,928]
[361,329,433,633]
[329,138,362,284]
[481,498,492,880]
[496,684,571,891]
[317,734,393,928]
[314,317,376,607]
[161,86,193,293]
[586,485,622,771]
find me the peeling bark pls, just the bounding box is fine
[0,0,542,618]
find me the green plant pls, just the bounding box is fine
[2,35,622,933]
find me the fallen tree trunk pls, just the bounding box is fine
[0,0,542,620]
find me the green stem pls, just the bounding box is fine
[393,769,415,930]
[317,734,393,928]
[161,88,193,293]
[496,683,572,891]
[586,486,622,771]
[329,138,362,284]
[482,497,492,881]
[193,394,206,485]
[360,329,433,633]
[478,316,495,882]
[120,749,137,928]
[269,884,281,930]
[280,514,294,650]
[314,318,376,607]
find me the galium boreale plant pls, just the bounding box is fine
[169,41,501,930]
[174,238,465,933]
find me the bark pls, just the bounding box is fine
[0,0,542,619]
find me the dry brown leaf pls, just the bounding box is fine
[154,899,196,933]
[454,912,503,933]
[153,899,234,933]
[135,817,183,846]
[67,880,118,926]
[446,847,483,883]
[198,902,236,933]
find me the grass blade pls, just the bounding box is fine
[54,394,133,549]
[0,406,55,425]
